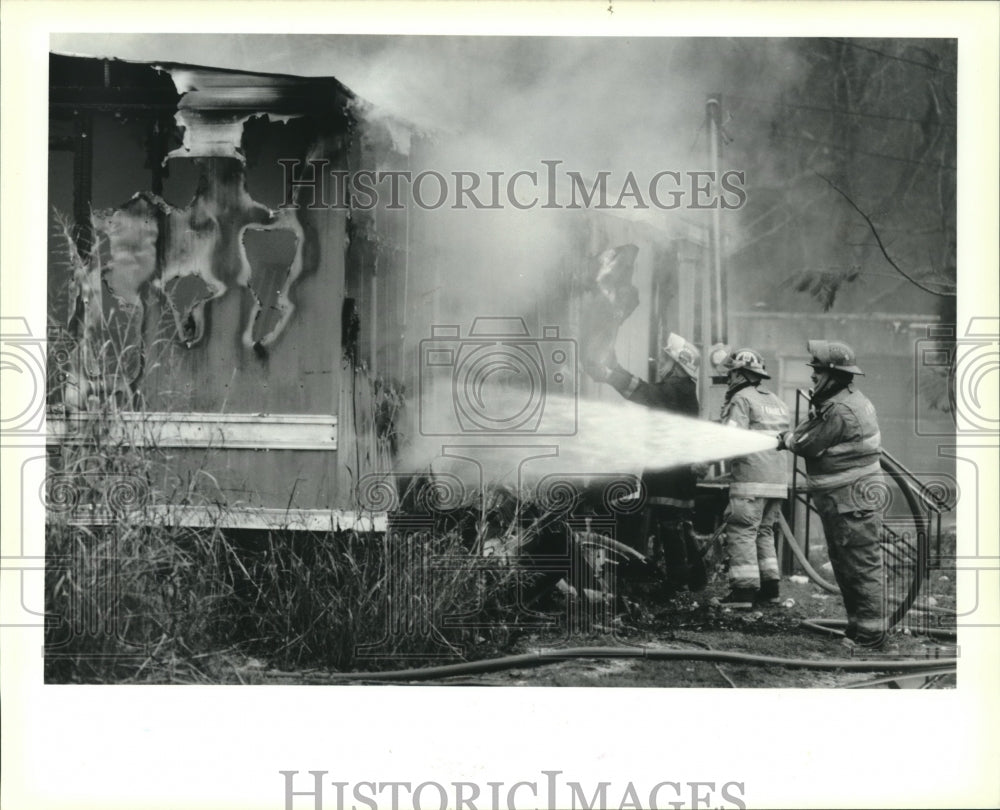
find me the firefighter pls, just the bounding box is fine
[715,348,790,609]
[777,340,887,650]
[593,333,705,595]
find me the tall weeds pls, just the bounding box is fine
[45,211,525,682]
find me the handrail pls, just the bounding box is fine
[880,447,949,513]
[786,387,943,627]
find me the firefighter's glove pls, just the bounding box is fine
[585,347,619,383]
[585,362,611,383]
[606,365,635,396]
[691,462,710,478]
[775,431,788,451]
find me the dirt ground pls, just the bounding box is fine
[470,594,953,688]
[237,563,957,689]
[432,532,956,689]
[203,521,960,689]
[413,567,957,688]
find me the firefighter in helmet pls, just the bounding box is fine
[778,340,887,650]
[594,333,705,595]
[714,348,791,608]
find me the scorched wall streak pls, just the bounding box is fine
[47,54,413,519]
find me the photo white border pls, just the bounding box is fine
[2,3,998,808]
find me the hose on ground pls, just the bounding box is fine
[799,617,956,641]
[839,668,956,689]
[286,465,952,684]
[280,646,958,683]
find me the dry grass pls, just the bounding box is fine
[45,479,532,682]
[44,216,530,683]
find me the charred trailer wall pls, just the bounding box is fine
[47,54,414,522]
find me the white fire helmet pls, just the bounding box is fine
[728,347,770,379]
[710,343,770,379]
[663,333,701,378]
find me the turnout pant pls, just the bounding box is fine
[724,496,782,590]
[647,505,705,591]
[813,491,886,647]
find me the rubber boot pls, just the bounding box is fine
[756,579,781,605]
[684,522,707,591]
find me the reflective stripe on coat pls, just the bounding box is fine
[786,385,882,493]
[721,385,790,498]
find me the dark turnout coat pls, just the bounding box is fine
[607,366,699,509]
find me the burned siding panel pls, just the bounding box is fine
[90,114,161,209]
[335,119,415,497]
[343,117,413,377]
[87,151,329,417]
[48,54,413,515]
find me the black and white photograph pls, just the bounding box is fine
[2,2,998,809]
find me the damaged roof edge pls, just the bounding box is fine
[50,52,427,159]
[51,51,356,100]
[50,52,357,125]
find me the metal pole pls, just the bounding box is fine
[782,389,805,575]
[706,94,727,345]
[698,240,711,416]
[648,263,661,383]
[791,389,801,538]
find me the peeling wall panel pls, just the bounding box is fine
[48,53,414,512]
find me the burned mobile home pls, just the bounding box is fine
[47,53,426,526]
[41,47,959,686]
[47,51,952,532]
[45,53,726,529]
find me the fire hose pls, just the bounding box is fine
[773,511,956,641]
[771,455,958,642]
[775,512,838,593]
[265,510,955,683]
[261,527,955,684]
[275,457,956,684]
[276,647,957,683]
